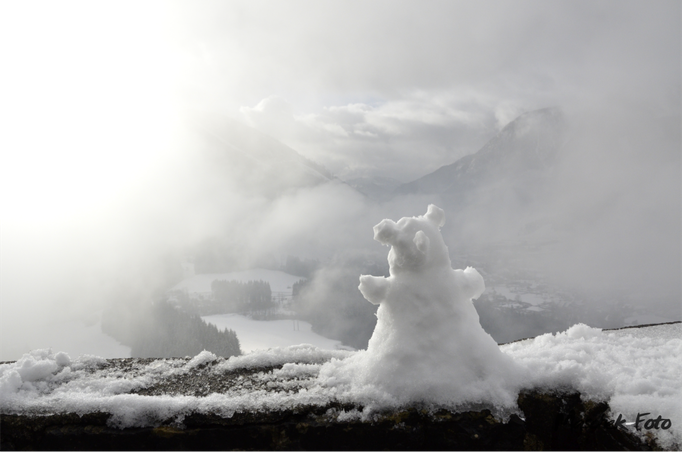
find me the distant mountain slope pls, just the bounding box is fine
[142,112,351,273]
[186,112,335,197]
[392,108,569,245]
[396,107,566,198]
[344,175,403,201]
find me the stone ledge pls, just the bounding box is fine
[1,390,657,451]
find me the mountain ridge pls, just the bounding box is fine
[395,107,566,198]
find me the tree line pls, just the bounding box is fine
[173,280,274,316]
[211,279,272,312]
[102,300,241,359]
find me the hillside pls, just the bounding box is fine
[396,108,565,198]
[187,112,334,197]
[344,175,403,201]
[394,107,567,244]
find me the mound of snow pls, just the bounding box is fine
[0,349,70,397]
[319,205,525,411]
[502,322,682,450]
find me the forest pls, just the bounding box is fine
[102,300,241,359]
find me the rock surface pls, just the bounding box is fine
[0,357,658,451]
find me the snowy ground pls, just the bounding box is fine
[1,322,679,449]
[202,313,347,353]
[501,322,681,449]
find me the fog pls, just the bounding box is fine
[0,0,679,360]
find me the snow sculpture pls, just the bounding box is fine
[321,205,524,409]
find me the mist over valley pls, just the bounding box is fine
[0,0,679,361]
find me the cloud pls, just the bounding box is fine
[240,96,300,139]
[173,0,679,181]
[240,92,502,181]
[172,1,679,112]
[538,106,681,310]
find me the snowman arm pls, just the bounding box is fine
[459,267,485,300]
[358,275,390,305]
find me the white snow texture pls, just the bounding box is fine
[319,204,525,409]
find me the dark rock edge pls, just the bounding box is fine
[0,389,665,451]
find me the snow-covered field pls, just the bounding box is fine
[202,313,347,353]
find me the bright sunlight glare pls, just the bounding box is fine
[0,1,179,226]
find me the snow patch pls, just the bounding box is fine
[187,350,218,369]
[215,344,352,372]
[502,322,682,449]
[202,314,345,353]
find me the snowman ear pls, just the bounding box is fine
[413,230,430,255]
[425,204,445,228]
[373,219,398,245]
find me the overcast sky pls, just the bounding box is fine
[166,0,680,180]
[2,0,679,186]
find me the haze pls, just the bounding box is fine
[0,0,679,360]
